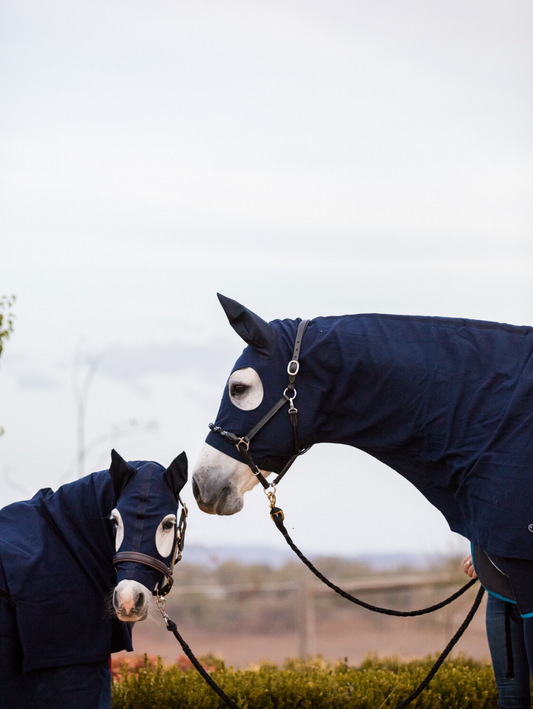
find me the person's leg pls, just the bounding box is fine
[485,593,531,708]
[491,556,533,683]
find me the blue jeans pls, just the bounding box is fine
[486,594,531,709]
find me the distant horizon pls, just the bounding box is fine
[181,542,463,570]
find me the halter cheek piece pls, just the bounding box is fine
[209,319,312,492]
[113,498,188,597]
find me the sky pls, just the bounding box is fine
[0,0,532,561]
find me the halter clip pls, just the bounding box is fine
[264,485,277,508]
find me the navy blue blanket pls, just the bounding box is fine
[0,471,132,673]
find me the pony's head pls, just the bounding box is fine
[193,294,307,516]
[109,450,187,621]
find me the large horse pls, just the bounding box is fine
[0,449,187,709]
[192,294,533,669]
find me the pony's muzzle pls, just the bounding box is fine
[113,579,151,621]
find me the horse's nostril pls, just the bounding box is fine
[192,479,201,502]
[135,592,145,611]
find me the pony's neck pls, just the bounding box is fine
[41,471,116,563]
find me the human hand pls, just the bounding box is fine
[462,554,477,578]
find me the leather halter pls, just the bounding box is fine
[209,319,312,490]
[113,499,188,597]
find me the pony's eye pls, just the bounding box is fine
[156,514,177,557]
[110,508,124,551]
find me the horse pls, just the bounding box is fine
[0,449,187,709]
[192,294,533,671]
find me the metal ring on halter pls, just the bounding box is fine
[287,360,300,375]
[283,387,297,400]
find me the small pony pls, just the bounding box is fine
[0,449,187,709]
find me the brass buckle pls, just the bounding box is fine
[236,437,250,452]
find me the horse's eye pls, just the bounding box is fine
[231,383,249,396]
[228,368,263,410]
[162,520,175,532]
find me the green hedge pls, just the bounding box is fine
[111,654,499,709]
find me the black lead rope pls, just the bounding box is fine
[269,504,477,616]
[157,584,484,709]
[155,501,483,709]
[394,585,485,709]
[266,503,485,708]
[156,598,241,709]
[166,620,241,709]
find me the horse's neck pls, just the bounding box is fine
[301,314,428,450]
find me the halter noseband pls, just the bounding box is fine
[113,498,188,597]
[209,319,311,491]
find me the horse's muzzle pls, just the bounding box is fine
[192,473,243,516]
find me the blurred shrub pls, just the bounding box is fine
[111,653,499,708]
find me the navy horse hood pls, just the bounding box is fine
[111,451,188,590]
[206,295,306,468]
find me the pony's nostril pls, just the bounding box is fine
[135,592,145,611]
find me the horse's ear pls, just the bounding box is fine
[217,293,278,358]
[109,449,137,500]
[164,451,188,501]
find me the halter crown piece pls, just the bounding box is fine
[209,318,312,494]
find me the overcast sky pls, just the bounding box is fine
[1,0,532,561]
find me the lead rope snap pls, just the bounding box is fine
[156,595,170,626]
[265,485,285,521]
[264,485,277,508]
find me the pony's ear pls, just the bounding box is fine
[109,449,137,500]
[164,451,188,501]
[217,293,278,358]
